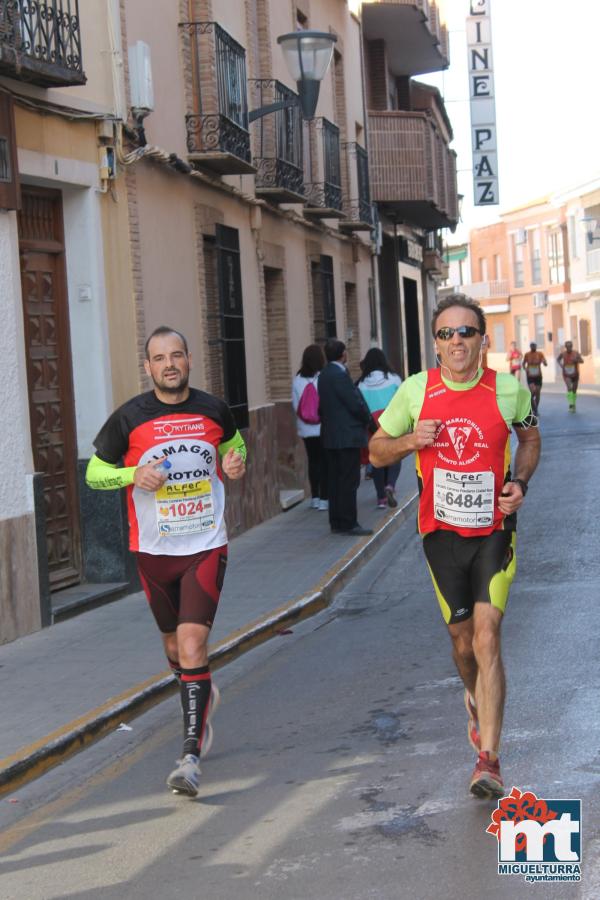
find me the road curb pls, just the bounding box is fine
[0,493,417,797]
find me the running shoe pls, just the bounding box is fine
[385,486,398,508]
[200,682,220,758]
[310,498,320,509]
[376,498,387,509]
[470,751,504,799]
[318,499,329,511]
[167,753,201,796]
[464,689,481,751]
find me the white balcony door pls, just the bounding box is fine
[515,315,529,352]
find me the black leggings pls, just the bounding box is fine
[303,436,328,499]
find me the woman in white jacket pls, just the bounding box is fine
[357,348,402,508]
[292,344,328,510]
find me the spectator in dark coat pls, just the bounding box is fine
[318,338,373,536]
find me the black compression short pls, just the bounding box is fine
[422,530,516,625]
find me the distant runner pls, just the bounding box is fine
[557,341,584,412]
[86,326,246,797]
[523,342,547,415]
[506,341,523,380]
[370,294,541,800]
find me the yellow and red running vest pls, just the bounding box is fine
[416,368,511,537]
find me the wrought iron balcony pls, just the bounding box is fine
[340,142,373,231]
[303,117,343,218]
[368,110,458,229]
[0,0,85,87]
[179,21,254,175]
[249,79,304,203]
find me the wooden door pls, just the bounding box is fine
[18,188,81,589]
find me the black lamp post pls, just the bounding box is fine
[248,31,337,123]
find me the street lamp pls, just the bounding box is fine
[581,216,600,246]
[248,31,337,123]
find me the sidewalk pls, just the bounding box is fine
[0,466,418,796]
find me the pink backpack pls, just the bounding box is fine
[298,380,320,424]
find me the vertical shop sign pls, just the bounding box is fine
[467,0,499,205]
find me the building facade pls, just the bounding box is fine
[0,0,129,642]
[446,198,581,381]
[362,0,458,376]
[554,176,600,384]
[1,0,458,643]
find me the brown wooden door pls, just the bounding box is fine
[18,187,81,590]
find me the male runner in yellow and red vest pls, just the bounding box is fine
[369,294,541,799]
[86,326,246,797]
[557,340,584,412]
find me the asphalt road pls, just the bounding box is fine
[1,390,599,900]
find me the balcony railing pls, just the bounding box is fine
[456,281,510,300]
[249,79,304,202]
[0,0,85,86]
[340,142,373,231]
[423,229,446,276]
[179,21,254,175]
[304,117,343,218]
[368,111,458,229]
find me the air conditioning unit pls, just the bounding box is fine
[515,228,527,245]
[533,291,548,308]
[129,41,154,115]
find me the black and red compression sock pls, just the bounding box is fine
[180,666,212,757]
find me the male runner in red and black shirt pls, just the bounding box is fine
[87,326,246,797]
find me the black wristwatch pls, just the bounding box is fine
[511,478,528,496]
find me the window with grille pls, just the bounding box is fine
[311,255,337,341]
[530,229,542,284]
[548,228,565,284]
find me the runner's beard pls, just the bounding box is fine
[153,371,189,394]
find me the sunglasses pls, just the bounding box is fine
[435,325,482,341]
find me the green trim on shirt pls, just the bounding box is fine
[85,454,136,490]
[378,369,532,437]
[218,429,247,462]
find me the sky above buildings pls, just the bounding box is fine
[424,0,600,241]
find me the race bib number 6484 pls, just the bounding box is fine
[433,468,495,528]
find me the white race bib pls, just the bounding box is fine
[563,364,576,376]
[527,365,540,377]
[433,468,495,529]
[155,478,216,537]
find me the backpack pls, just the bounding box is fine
[297,380,320,424]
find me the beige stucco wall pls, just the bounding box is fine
[15,106,98,165]
[123,0,189,160]
[44,0,121,114]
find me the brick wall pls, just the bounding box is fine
[365,39,388,111]
[202,237,226,398]
[264,267,291,401]
[246,0,272,81]
[344,281,361,378]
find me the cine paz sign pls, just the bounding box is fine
[467,0,499,205]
